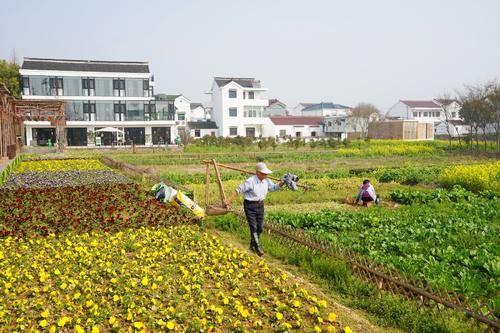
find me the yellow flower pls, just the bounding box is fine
[109,316,116,325]
[92,326,100,333]
[328,312,337,323]
[167,321,175,330]
[58,316,71,327]
[276,312,283,321]
[74,325,85,333]
[141,277,149,286]
[133,321,144,329]
[39,319,49,327]
[314,325,322,333]
[344,327,353,333]
[113,295,120,302]
[50,325,57,333]
[41,310,49,318]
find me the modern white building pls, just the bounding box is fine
[269,116,323,139]
[20,57,164,146]
[187,120,218,138]
[291,103,315,116]
[300,102,351,117]
[190,103,207,120]
[208,77,271,137]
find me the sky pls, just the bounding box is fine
[1,0,499,112]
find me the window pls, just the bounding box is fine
[143,80,152,97]
[419,112,422,117]
[49,77,63,96]
[22,77,30,95]
[114,103,126,121]
[82,78,95,96]
[279,130,286,138]
[243,92,246,99]
[229,89,237,98]
[246,127,255,138]
[144,102,156,121]
[83,102,96,121]
[423,112,428,117]
[311,131,317,137]
[178,113,185,121]
[229,108,237,117]
[113,79,125,97]
[327,121,332,126]
[295,132,301,137]
[413,112,418,118]
[435,111,440,117]
[229,127,237,136]
[248,91,254,99]
[195,129,201,138]
[452,112,456,118]
[167,102,175,120]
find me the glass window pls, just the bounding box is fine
[113,79,125,97]
[279,130,286,138]
[96,102,114,121]
[229,127,237,136]
[82,78,95,96]
[195,129,201,137]
[435,111,440,117]
[311,131,317,137]
[413,112,418,118]
[63,77,81,96]
[50,77,64,96]
[22,77,30,95]
[65,101,84,121]
[83,102,96,121]
[452,112,456,118]
[229,108,237,117]
[125,79,142,97]
[248,91,254,99]
[143,80,151,97]
[144,102,156,121]
[423,112,428,117]
[178,113,185,121]
[229,90,237,98]
[114,103,126,121]
[95,78,113,96]
[126,102,144,121]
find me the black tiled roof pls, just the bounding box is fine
[190,103,204,109]
[187,121,218,129]
[214,77,256,88]
[22,57,150,73]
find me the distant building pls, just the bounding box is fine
[190,102,207,120]
[208,77,271,137]
[20,57,157,146]
[300,102,350,117]
[264,99,287,116]
[187,120,218,138]
[291,103,315,116]
[269,116,323,139]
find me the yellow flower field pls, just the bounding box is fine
[0,225,350,332]
[15,159,108,173]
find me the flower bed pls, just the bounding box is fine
[1,170,132,189]
[14,159,108,173]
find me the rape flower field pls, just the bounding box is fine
[0,158,353,332]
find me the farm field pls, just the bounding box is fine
[0,158,364,332]
[102,140,499,331]
[2,139,498,332]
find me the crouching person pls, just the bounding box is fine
[354,179,379,207]
[223,162,284,256]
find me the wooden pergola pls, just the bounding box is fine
[14,100,66,150]
[0,83,66,160]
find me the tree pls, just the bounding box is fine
[348,103,381,138]
[435,94,456,147]
[485,80,500,152]
[0,59,20,99]
[458,83,490,151]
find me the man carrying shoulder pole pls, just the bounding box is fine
[223,162,284,256]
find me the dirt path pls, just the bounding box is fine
[208,228,401,333]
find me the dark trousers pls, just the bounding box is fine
[243,200,264,235]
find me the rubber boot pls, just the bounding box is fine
[252,232,264,256]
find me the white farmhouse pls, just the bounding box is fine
[300,102,350,117]
[386,100,443,122]
[208,77,271,137]
[264,99,287,116]
[269,116,323,139]
[190,103,207,120]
